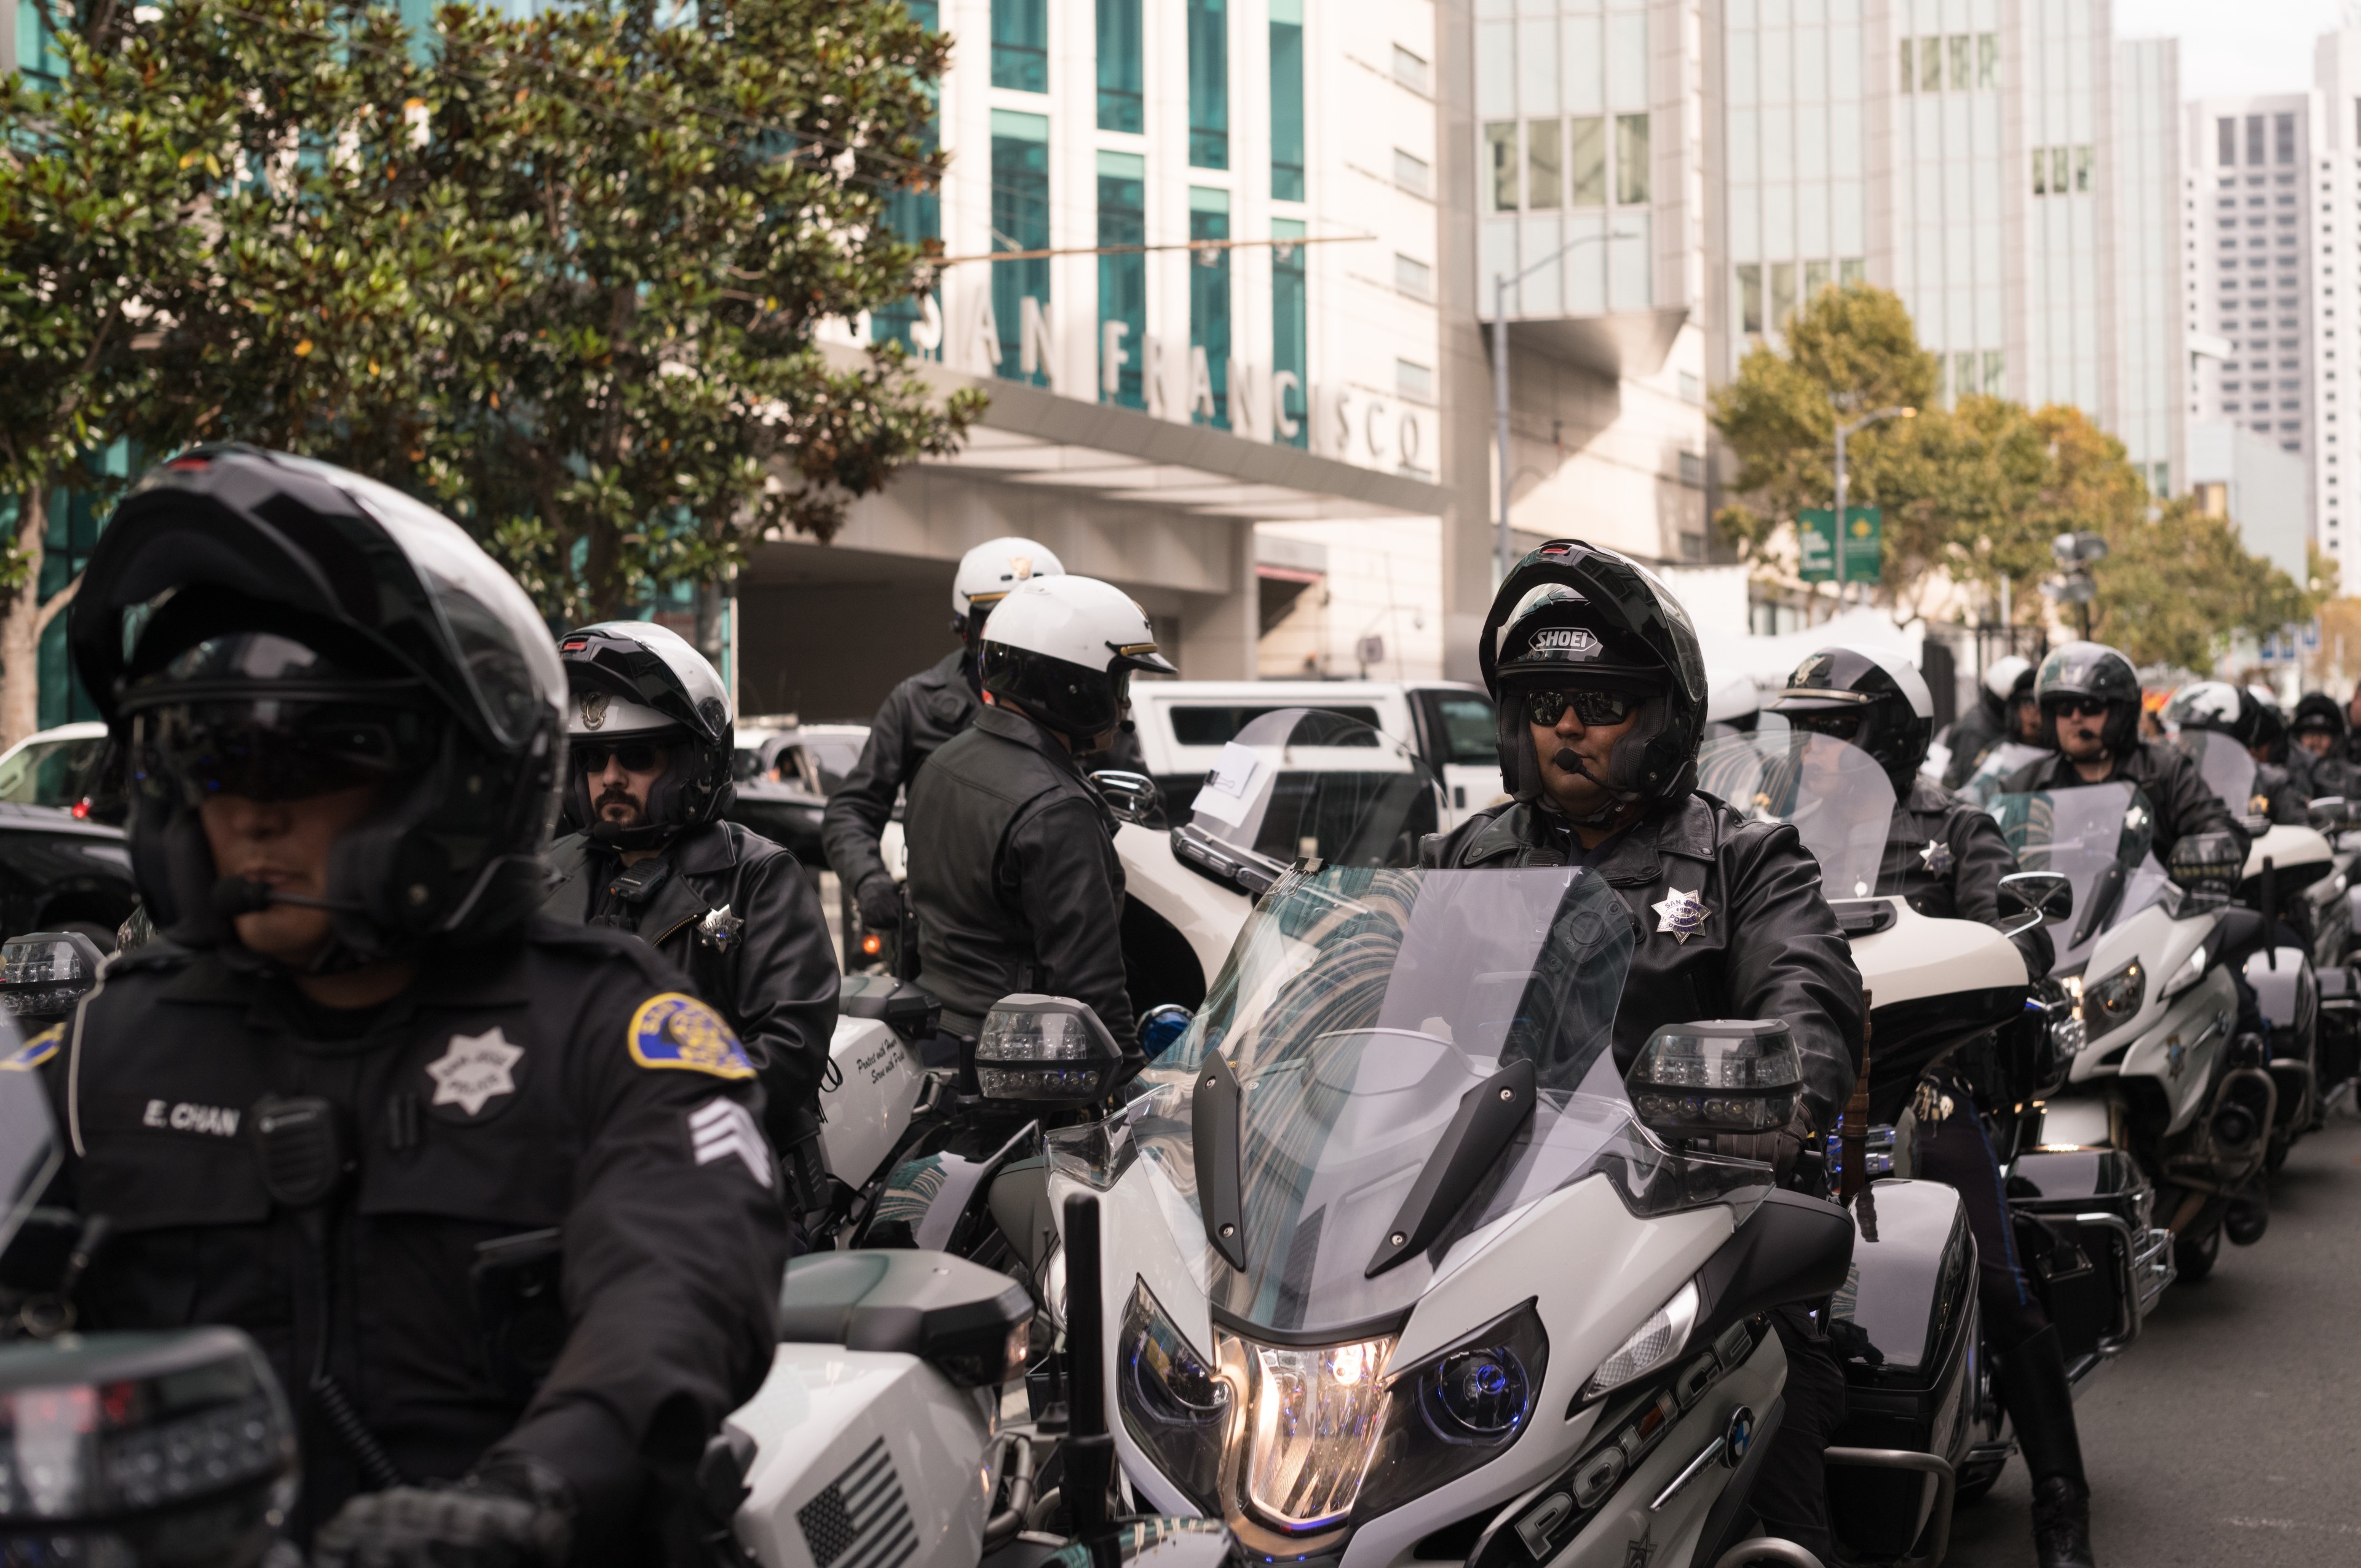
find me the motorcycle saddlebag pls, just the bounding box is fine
[1827,1179,1977,1561]
[2315,964,2360,1093]
[2006,1147,2159,1369]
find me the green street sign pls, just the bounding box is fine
[1797,507,1882,585]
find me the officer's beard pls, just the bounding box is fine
[595,785,647,828]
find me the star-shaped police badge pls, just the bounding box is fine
[1919,837,1954,876]
[425,1027,523,1117]
[1651,888,1711,944]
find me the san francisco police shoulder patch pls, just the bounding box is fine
[628,993,755,1080]
[0,1024,64,1073]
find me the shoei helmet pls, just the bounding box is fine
[2292,691,2346,742]
[2161,679,2247,739]
[1768,644,1936,784]
[1979,654,2033,727]
[1479,540,1708,810]
[2035,642,2143,756]
[952,537,1065,641]
[68,445,564,964]
[558,620,734,848]
[978,575,1177,742]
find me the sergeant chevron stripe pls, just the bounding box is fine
[796,1437,916,1568]
[687,1097,773,1187]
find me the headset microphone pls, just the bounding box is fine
[212,877,366,917]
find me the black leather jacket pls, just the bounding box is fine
[543,820,839,1150]
[1422,793,1864,1134]
[1880,774,2052,977]
[821,648,980,909]
[2003,740,2248,867]
[904,704,1141,1059]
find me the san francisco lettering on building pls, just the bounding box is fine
[896,291,1430,475]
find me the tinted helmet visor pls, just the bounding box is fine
[136,699,436,804]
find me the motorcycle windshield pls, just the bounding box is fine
[1058,865,1768,1336]
[1181,708,1443,879]
[2172,729,2261,820]
[1,1047,60,1259]
[1959,742,2051,807]
[1698,731,1896,900]
[1986,782,2167,972]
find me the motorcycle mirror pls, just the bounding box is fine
[974,994,1123,1103]
[1997,870,2072,936]
[0,931,106,1030]
[1089,769,1163,827]
[1624,1020,1803,1144]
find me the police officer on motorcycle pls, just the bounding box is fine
[540,620,840,1178]
[1941,652,2034,790]
[2004,643,2247,866]
[42,448,788,1565]
[2292,692,2357,799]
[1771,646,2095,1568]
[2163,681,2308,824]
[1422,540,1862,1564]
[821,537,1065,947]
[903,574,1174,1074]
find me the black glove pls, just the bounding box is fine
[855,875,905,934]
[314,1461,575,1568]
[1712,1105,1813,1182]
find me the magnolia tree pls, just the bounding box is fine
[0,0,975,741]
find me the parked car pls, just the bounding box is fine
[0,722,110,814]
[725,718,871,869]
[0,802,138,949]
[1124,678,1502,830]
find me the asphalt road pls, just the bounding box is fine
[1944,1103,2361,1566]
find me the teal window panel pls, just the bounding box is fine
[991,113,1051,385]
[1097,0,1144,133]
[1187,0,1228,169]
[992,0,1047,93]
[874,2,945,352]
[1271,217,1307,448]
[1098,151,1147,409]
[1190,186,1231,427]
[1269,0,1304,201]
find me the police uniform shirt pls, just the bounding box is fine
[20,919,788,1558]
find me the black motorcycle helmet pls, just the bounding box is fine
[1479,540,1707,815]
[2246,686,2289,761]
[2292,691,2346,745]
[1767,644,1936,787]
[558,620,735,850]
[68,446,566,966]
[2035,641,2143,756]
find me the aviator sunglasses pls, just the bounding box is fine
[1524,689,1642,727]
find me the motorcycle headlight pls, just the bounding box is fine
[2081,960,2145,1045]
[1578,1281,1698,1403]
[1118,1281,1232,1511]
[1354,1302,1549,1524]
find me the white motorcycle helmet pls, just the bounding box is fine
[1705,675,1762,731]
[952,536,1066,638]
[978,576,1176,742]
[558,620,735,847]
[1980,653,2033,725]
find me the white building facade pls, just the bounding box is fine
[738,0,1459,719]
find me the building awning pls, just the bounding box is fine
[1493,306,1690,381]
[829,344,1452,521]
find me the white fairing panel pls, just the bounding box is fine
[1849,900,2027,1006]
[1115,822,1251,984]
[729,1348,994,1568]
[817,1018,923,1188]
[2067,905,2231,1131]
[2246,824,2332,882]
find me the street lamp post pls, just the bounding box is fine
[1829,399,1915,609]
[1492,229,1640,584]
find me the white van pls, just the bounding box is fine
[1126,679,1503,830]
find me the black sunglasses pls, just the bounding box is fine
[1524,689,1641,727]
[572,742,662,773]
[1786,708,1863,740]
[2052,698,2111,719]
